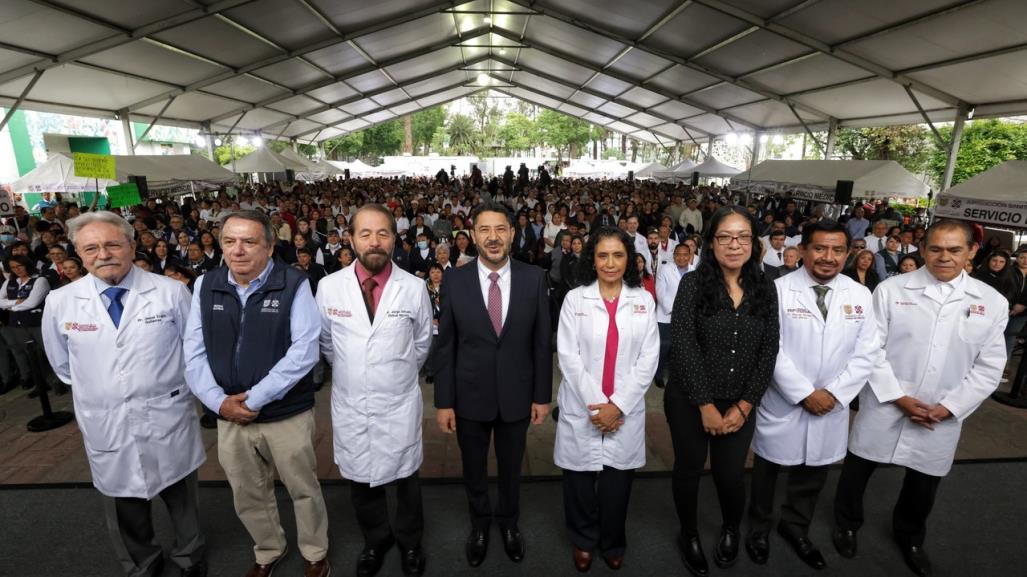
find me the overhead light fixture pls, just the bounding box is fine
[477,73,489,85]
[237,135,249,147]
[772,134,784,145]
[967,107,976,119]
[758,134,769,144]
[725,132,738,145]
[214,137,223,146]
[193,134,207,148]
[499,48,506,55]
[251,135,263,147]
[484,15,491,24]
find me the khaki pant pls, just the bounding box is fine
[218,409,329,564]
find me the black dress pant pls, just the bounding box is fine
[456,415,530,530]
[748,454,829,538]
[562,466,635,557]
[350,472,424,550]
[833,452,942,547]
[665,395,756,536]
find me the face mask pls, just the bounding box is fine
[0,234,13,243]
[417,241,428,250]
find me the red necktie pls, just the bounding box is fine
[487,272,502,336]
[361,277,378,322]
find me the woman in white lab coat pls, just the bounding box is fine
[555,226,659,572]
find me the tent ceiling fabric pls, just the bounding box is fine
[0,0,1024,144]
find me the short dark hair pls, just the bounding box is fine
[575,227,642,288]
[470,200,514,227]
[349,204,397,235]
[926,219,974,247]
[800,219,850,247]
[222,209,274,247]
[769,230,786,239]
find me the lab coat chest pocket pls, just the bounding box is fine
[957,314,991,344]
[128,307,180,358]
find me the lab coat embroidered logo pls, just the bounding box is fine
[261,299,280,314]
[843,304,853,315]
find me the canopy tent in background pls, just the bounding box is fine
[936,161,1027,228]
[692,157,743,179]
[564,159,638,179]
[634,162,669,180]
[326,159,374,176]
[653,159,699,182]
[278,147,342,181]
[230,147,307,175]
[8,152,236,197]
[730,160,931,202]
[378,155,481,177]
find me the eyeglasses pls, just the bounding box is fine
[713,234,754,246]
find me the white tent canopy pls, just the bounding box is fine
[327,159,375,176]
[653,159,699,182]
[230,147,307,174]
[693,157,743,178]
[278,147,342,181]
[731,159,931,202]
[634,162,669,179]
[9,152,235,195]
[936,160,1027,228]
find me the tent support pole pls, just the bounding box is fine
[120,108,134,155]
[824,118,837,159]
[0,69,44,133]
[308,129,324,145]
[904,85,947,148]
[680,126,707,160]
[202,122,214,160]
[750,131,763,169]
[274,121,292,143]
[788,103,825,157]
[940,104,969,192]
[706,136,715,159]
[134,96,176,150]
[225,111,249,175]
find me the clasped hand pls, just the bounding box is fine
[802,389,836,416]
[701,402,749,436]
[587,403,623,433]
[894,396,951,430]
[219,392,257,425]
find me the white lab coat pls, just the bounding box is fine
[655,263,693,324]
[849,268,1007,476]
[41,268,204,499]
[316,265,433,487]
[554,283,659,471]
[656,239,678,267]
[752,268,881,467]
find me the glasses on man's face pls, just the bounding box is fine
[713,233,754,246]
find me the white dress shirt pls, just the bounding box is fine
[477,258,511,325]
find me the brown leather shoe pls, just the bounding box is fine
[303,559,331,577]
[602,554,624,570]
[244,548,287,577]
[573,547,592,572]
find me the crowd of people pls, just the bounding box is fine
[3,171,1013,577]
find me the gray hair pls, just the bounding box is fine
[435,243,450,257]
[221,209,274,247]
[66,211,134,246]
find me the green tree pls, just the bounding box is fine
[324,132,363,160]
[835,126,932,174]
[929,119,1027,187]
[535,109,592,161]
[413,106,447,154]
[447,114,479,155]
[360,120,404,157]
[213,137,255,166]
[497,112,537,154]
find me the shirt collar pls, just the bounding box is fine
[798,265,839,290]
[93,265,137,294]
[477,257,511,282]
[228,259,274,290]
[355,259,393,287]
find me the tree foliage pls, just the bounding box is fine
[835,125,932,174]
[447,114,479,155]
[929,119,1027,187]
[535,109,592,160]
[412,106,446,154]
[497,112,537,154]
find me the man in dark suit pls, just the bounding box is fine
[766,246,801,281]
[434,200,552,568]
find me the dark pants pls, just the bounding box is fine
[748,454,829,538]
[456,416,530,530]
[102,470,205,577]
[666,395,756,536]
[562,467,635,557]
[833,452,942,547]
[656,323,671,384]
[350,472,424,550]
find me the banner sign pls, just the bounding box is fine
[106,183,141,208]
[0,190,14,217]
[73,152,116,180]
[935,195,1027,227]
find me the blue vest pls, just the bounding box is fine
[199,261,315,423]
[6,275,43,327]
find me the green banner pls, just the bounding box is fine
[106,183,141,208]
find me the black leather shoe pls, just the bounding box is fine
[677,534,709,577]
[745,531,769,565]
[714,527,740,568]
[777,525,826,570]
[832,527,858,558]
[465,528,489,567]
[357,536,394,577]
[500,527,525,563]
[182,559,207,577]
[400,547,426,577]
[900,544,932,577]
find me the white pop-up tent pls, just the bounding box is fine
[231,147,308,174]
[327,159,375,176]
[278,148,342,181]
[936,161,1027,228]
[653,159,699,182]
[9,152,236,196]
[634,162,669,180]
[693,157,743,178]
[731,160,930,202]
